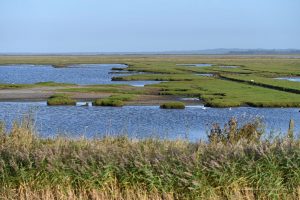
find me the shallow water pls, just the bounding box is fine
[0,102,299,141]
[0,64,161,86]
[219,65,239,68]
[196,73,214,77]
[176,64,213,67]
[275,77,300,82]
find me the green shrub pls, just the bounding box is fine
[47,94,76,106]
[93,99,124,107]
[160,102,185,109]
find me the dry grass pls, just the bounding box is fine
[0,117,299,199]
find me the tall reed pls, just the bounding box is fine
[0,117,299,199]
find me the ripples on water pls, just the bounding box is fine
[0,102,299,141]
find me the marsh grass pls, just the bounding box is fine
[35,81,75,87]
[47,94,76,106]
[160,102,185,109]
[0,117,299,199]
[92,99,124,107]
[1,56,300,108]
[108,94,136,101]
[92,94,135,107]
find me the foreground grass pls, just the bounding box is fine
[0,118,299,199]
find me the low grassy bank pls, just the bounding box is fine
[0,118,299,199]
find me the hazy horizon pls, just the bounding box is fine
[1,0,299,53]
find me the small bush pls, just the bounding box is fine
[160,102,185,109]
[47,94,76,106]
[93,99,124,107]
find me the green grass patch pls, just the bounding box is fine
[220,74,300,94]
[108,94,136,101]
[60,85,148,95]
[93,99,124,107]
[47,94,76,106]
[160,102,185,109]
[35,81,76,86]
[112,74,200,81]
[0,83,33,89]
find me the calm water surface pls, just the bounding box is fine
[275,77,300,82]
[0,102,299,141]
[0,64,161,86]
[176,64,213,67]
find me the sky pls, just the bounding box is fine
[0,0,299,53]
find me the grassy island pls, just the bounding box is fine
[47,94,76,106]
[160,101,185,109]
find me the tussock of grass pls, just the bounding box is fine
[52,64,68,68]
[92,94,135,107]
[160,102,185,109]
[0,118,299,199]
[47,94,76,106]
[93,99,124,107]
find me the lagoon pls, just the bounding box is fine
[0,64,161,86]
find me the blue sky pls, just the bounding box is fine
[0,0,299,53]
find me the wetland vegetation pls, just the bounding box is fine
[0,55,299,107]
[0,55,300,199]
[47,94,76,106]
[93,99,124,107]
[0,117,299,199]
[160,102,185,109]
